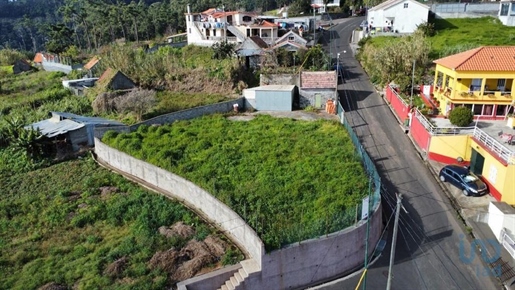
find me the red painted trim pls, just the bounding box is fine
[471,137,509,167]
[428,152,471,166]
[480,177,502,201]
[410,114,431,151]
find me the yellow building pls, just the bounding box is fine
[432,46,515,119]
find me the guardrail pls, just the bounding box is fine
[473,127,515,165]
[413,109,475,136]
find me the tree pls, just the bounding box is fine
[212,41,235,60]
[449,106,473,127]
[45,23,74,54]
[115,89,156,121]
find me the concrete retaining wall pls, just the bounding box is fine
[132,98,245,130]
[260,74,300,87]
[240,205,382,290]
[94,139,265,267]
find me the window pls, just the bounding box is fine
[243,16,252,22]
[470,78,482,91]
[403,3,408,8]
[188,28,191,34]
[501,3,509,16]
[473,104,483,115]
[497,79,506,91]
[496,105,507,116]
[484,105,493,115]
[288,36,295,41]
[511,3,515,15]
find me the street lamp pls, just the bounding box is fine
[410,59,415,109]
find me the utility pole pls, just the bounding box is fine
[313,7,316,45]
[362,178,372,290]
[386,193,403,290]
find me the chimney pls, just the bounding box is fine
[187,4,191,14]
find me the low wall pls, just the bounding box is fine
[240,205,382,290]
[132,98,245,129]
[385,86,409,123]
[410,112,431,153]
[260,74,300,87]
[42,61,73,74]
[428,135,471,164]
[94,139,264,267]
[177,263,241,290]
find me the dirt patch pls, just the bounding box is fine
[99,186,119,198]
[148,235,229,283]
[104,256,129,278]
[38,282,68,290]
[158,221,195,239]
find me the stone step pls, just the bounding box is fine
[230,276,239,287]
[234,272,244,283]
[225,279,235,290]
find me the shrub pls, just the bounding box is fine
[115,89,156,121]
[449,106,473,127]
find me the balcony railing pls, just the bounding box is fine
[434,87,513,101]
[473,127,515,165]
[414,110,475,136]
[206,36,238,42]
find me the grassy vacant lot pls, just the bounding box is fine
[367,17,515,59]
[0,157,242,289]
[103,114,369,251]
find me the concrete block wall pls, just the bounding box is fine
[239,205,383,290]
[260,74,300,87]
[95,138,384,290]
[131,98,245,130]
[94,139,264,267]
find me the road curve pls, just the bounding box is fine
[316,17,500,290]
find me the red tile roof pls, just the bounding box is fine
[433,46,515,71]
[33,53,44,63]
[84,56,99,70]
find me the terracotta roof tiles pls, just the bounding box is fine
[433,46,515,71]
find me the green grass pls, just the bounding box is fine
[0,70,68,114]
[0,65,13,74]
[103,114,369,251]
[366,17,515,59]
[430,17,515,59]
[0,156,242,289]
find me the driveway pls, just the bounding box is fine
[314,17,500,290]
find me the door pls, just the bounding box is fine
[315,94,322,108]
[470,149,485,175]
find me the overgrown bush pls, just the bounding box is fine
[0,48,26,65]
[449,106,473,127]
[115,89,157,121]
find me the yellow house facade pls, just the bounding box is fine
[432,46,515,119]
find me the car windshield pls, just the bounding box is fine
[462,174,478,183]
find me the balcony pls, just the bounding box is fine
[473,127,515,165]
[434,87,514,102]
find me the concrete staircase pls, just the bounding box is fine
[217,259,259,290]
[226,24,247,42]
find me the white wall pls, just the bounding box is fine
[368,0,428,33]
[95,139,265,267]
[488,201,515,241]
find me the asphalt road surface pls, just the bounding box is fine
[314,17,500,290]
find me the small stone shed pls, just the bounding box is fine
[26,112,123,150]
[13,59,33,74]
[243,85,296,111]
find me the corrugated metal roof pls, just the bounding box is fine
[27,119,84,138]
[26,112,123,138]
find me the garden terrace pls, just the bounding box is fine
[102,114,369,251]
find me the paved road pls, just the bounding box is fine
[316,17,500,290]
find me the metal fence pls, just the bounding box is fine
[338,102,382,212]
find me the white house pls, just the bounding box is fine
[498,0,515,26]
[185,5,279,47]
[367,0,429,33]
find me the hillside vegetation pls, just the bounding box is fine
[103,114,369,251]
[0,157,243,289]
[358,17,515,89]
